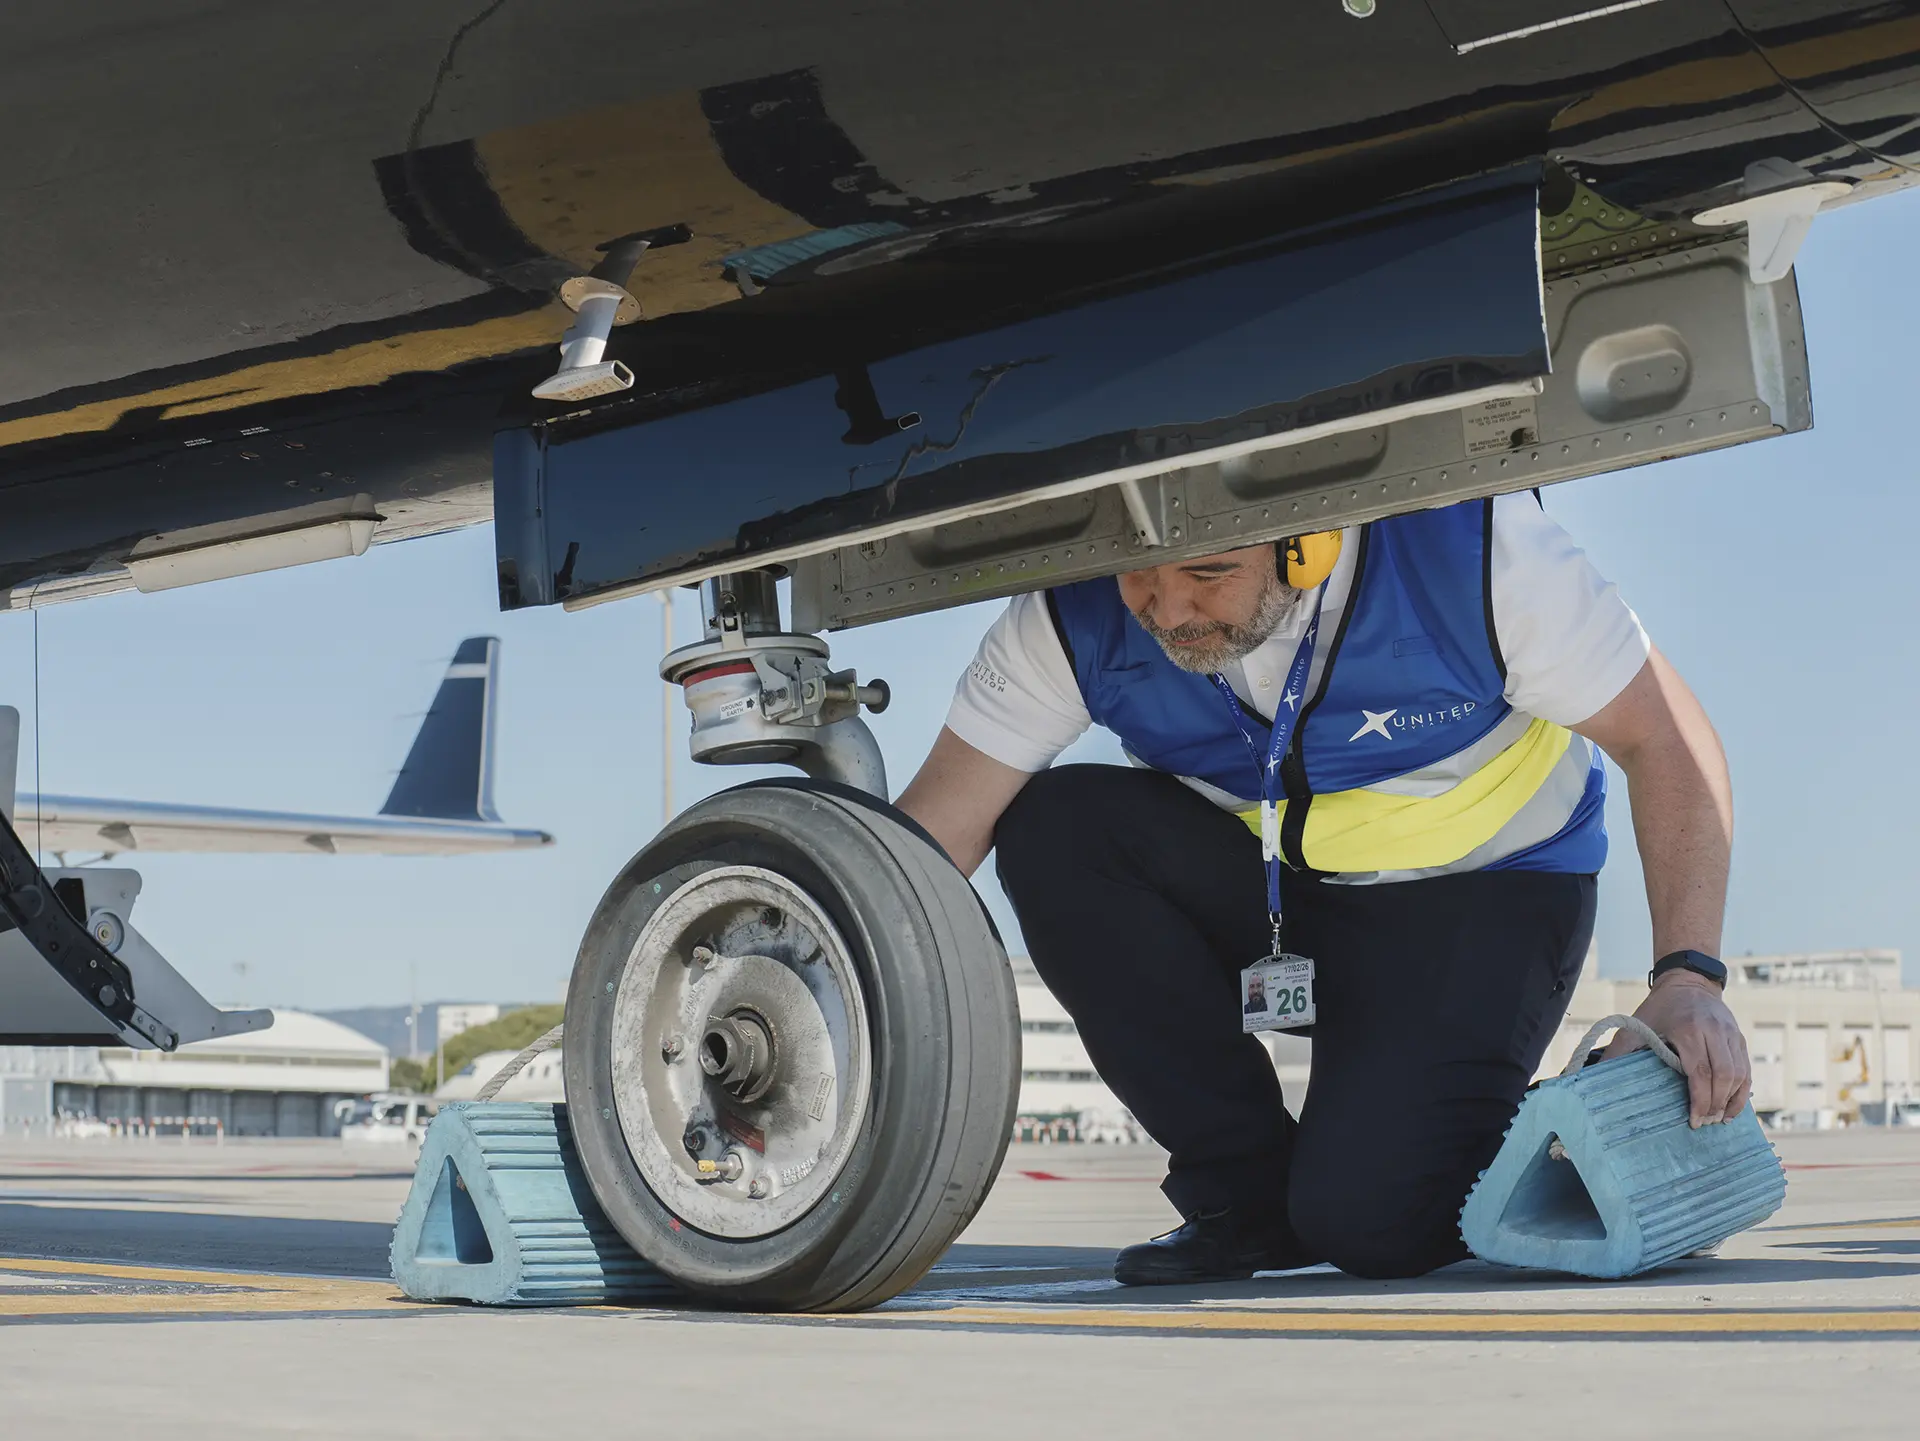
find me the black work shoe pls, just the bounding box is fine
[1112,1209,1318,1286]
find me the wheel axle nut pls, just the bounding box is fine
[699,1009,776,1103]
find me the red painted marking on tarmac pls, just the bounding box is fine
[1014,1170,1160,1183]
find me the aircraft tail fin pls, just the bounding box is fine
[381,637,501,822]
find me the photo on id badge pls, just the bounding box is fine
[1242,955,1315,1033]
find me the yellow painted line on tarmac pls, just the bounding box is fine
[8,1257,1917,1337]
[0,1292,404,1319]
[1760,1215,1920,1234]
[0,1256,408,1319]
[855,1305,1920,1338]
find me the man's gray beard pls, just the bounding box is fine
[1138,579,1305,674]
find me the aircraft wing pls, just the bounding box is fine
[9,637,554,858]
[10,795,551,856]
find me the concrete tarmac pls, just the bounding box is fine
[3,1131,1918,1439]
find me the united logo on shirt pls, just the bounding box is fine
[967,659,1009,694]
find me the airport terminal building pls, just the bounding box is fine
[1006,947,1920,1138]
[1550,950,1920,1127]
[0,1010,389,1138]
[4,952,1914,1143]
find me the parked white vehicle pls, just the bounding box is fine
[336,1093,437,1143]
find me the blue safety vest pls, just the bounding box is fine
[1046,499,1606,876]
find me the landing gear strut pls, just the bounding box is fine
[562,572,1018,1311]
[665,571,892,794]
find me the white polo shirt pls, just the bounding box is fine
[946,493,1650,776]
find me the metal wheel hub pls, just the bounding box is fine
[609,865,872,1239]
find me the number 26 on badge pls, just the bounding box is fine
[1240,955,1316,1033]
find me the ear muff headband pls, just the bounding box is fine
[1279,530,1342,589]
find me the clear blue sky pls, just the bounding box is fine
[4,187,1917,1012]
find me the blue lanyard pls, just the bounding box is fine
[1209,591,1325,952]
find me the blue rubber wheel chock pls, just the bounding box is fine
[1461,1016,1786,1279]
[390,1101,679,1306]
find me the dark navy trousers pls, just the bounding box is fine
[994,764,1596,1279]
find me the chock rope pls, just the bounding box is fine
[1559,1013,1683,1078]
[476,1023,566,1102]
[1547,1015,1685,1162]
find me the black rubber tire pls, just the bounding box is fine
[563,780,1020,1312]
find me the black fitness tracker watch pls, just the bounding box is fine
[1648,949,1728,990]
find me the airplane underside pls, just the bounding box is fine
[3,0,1919,1310]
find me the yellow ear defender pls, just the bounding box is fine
[1278,530,1342,589]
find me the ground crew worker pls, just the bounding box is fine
[898,493,1750,1285]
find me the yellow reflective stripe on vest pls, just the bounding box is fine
[1236,717,1574,873]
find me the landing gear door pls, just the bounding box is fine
[0,865,274,1048]
[493,172,1552,612]
[0,707,272,1049]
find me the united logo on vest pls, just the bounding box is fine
[1046,499,1607,879]
[1347,702,1482,742]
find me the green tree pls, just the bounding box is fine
[430,1004,566,1091]
[388,1056,433,1094]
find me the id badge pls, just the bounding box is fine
[1240,954,1316,1033]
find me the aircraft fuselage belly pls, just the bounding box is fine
[1,0,1916,602]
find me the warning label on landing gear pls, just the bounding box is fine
[719,1110,766,1153]
[809,1072,834,1121]
[1461,393,1539,458]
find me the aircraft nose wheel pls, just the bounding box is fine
[613,866,873,1239]
[564,780,1019,1312]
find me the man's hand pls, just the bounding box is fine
[1604,972,1751,1126]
